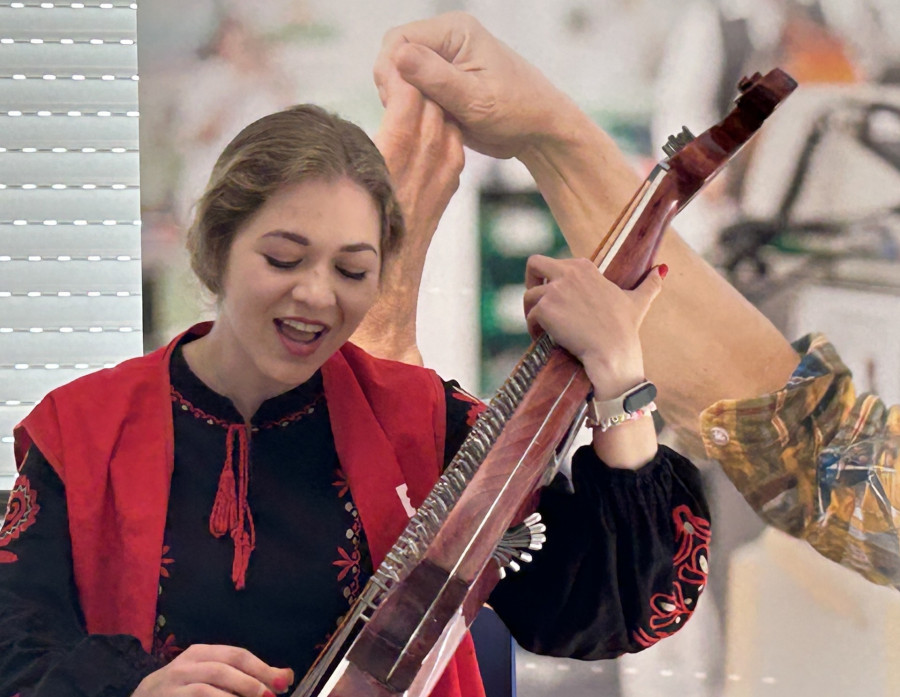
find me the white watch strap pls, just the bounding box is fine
[585,380,657,429]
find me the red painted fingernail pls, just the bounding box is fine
[264,691,277,697]
[658,263,669,279]
[273,676,290,692]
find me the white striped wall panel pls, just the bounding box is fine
[0,0,141,490]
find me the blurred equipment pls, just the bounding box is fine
[717,89,900,304]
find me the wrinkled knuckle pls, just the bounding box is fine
[448,143,464,169]
[223,645,249,665]
[573,258,595,274]
[169,662,194,683]
[208,662,231,683]
[423,135,445,160]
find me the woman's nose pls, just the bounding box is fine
[291,268,335,308]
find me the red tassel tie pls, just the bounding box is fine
[209,424,255,590]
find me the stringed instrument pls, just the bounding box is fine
[293,68,798,697]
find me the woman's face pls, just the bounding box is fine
[214,176,382,399]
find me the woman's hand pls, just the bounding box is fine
[523,256,667,470]
[523,256,665,399]
[132,644,293,697]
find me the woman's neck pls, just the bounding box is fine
[182,332,271,423]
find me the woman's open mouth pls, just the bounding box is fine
[275,318,328,346]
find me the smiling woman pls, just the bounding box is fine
[183,177,384,420]
[185,106,404,299]
[0,102,709,697]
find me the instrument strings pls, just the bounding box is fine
[300,212,633,697]
[374,331,556,592]
[293,333,556,697]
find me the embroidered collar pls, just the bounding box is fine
[169,339,323,428]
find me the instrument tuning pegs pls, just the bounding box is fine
[737,71,764,94]
[492,513,546,580]
[662,126,695,158]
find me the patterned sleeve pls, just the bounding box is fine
[0,447,160,697]
[442,381,711,658]
[701,332,900,589]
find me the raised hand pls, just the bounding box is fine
[373,62,464,264]
[373,14,799,456]
[375,12,580,159]
[131,644,293,697]
[350,61,464,364]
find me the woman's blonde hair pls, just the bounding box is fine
[186,104,404,295]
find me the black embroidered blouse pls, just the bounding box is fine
[0,344,710,697]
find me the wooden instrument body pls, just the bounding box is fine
[295,68,797,697]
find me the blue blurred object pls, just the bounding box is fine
[471,607,516,697]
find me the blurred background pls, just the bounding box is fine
[5,0,900,694]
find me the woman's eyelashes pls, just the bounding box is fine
[338,268,368,281]
[263,254,300,270]
[263,254,368,281]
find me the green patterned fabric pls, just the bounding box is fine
[701,333,900,589]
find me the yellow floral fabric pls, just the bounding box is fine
[701,333,900,589]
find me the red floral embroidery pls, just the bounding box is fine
[332,468,349,498]
[171,387,321,430]
[673,506,711,586]
[633,505,709,648]
[1,475,41,564]
[451,388,487,427]
[152,632,183,663]
[331,490,363,602]
[160,545,175,579]
[333,545,361,582]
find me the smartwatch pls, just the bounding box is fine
[586,380,657,429]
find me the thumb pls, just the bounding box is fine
[631,263,667,322]
[393,42,480,118]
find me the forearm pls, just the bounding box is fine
[351,251,427,366]
[642,234,797,455]
[590,416,658,471]
[0,611,156,697]
[518,106,642,259]
[518,113,798,455]
[353,79,463,365]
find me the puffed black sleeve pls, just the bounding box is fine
[488,445,709,658]
[442,381,711,659]
[0,447,161,697]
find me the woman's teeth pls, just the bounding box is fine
[279,319,326,343]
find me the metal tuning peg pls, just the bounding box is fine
[492,513,547,580]
[662,126,696,158]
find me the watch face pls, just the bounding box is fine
[623,382,657,413]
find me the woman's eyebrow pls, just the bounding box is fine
[261,231,376,256]
[340,243,378,256]
[262,230,310,246]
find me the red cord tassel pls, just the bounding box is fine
[209,424,255,590]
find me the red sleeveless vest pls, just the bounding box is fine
[14,323,485,697]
